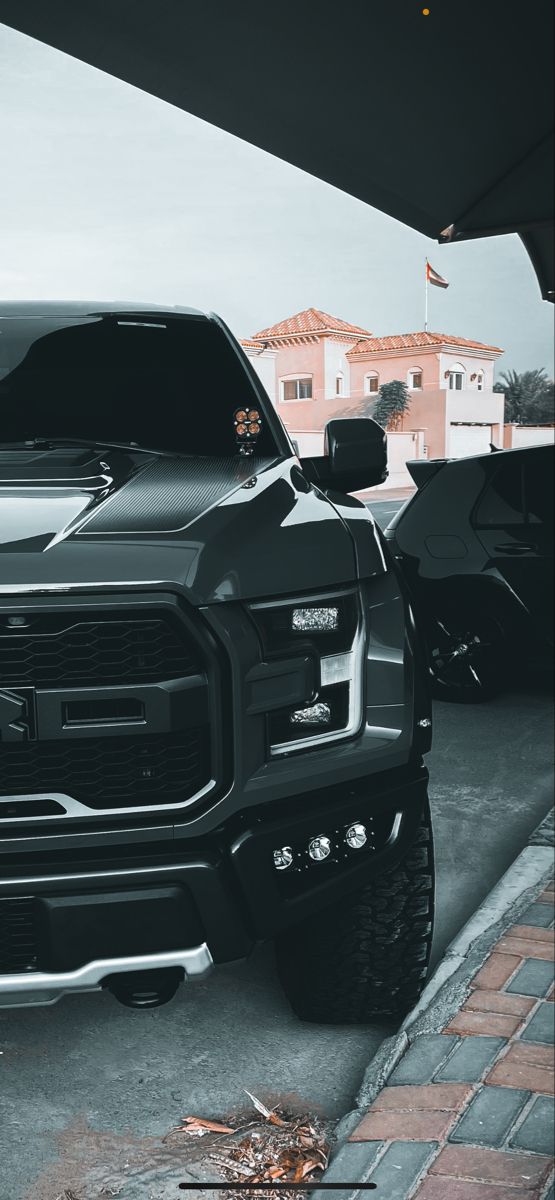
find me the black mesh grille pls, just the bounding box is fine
[0,897,39,973]
[0,730,210,810]
[0,613,200,688]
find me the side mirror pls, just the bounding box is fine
[301,418,388,492]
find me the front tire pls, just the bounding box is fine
[275,800,434,1024]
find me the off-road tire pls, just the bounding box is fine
[275,799,434,1024]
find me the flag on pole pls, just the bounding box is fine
[426,261,449,288]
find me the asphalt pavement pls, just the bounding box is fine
[1,497,553,1198]
[364,496,407,524]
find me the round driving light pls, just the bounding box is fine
[308,835,332,862]
[345,822,367,849]
[273,846,294,871]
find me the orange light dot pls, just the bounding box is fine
[236,423,247,435]
[422,7,430,13]
[249,422,261,435]
[235,409,247,421]
[247,410,260,421]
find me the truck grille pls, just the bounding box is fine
[0,605,217,814]
[0,730,210,809]
[0,897,39,973]
[0,613,200,687]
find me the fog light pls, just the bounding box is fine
[290,702,331,727]
[345,822,367,849]
[308,835,332,862]
[273,846,294,871]
[292,607,338,633]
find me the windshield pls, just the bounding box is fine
[0,314,280,457]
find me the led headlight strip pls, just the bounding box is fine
[250,590,365,755]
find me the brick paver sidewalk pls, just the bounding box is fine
[347,882,554,1199]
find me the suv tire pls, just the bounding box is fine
[275,798,434,1023]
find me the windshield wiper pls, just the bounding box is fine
[7,437,180,459]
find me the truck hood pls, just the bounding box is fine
[0,448,384,603]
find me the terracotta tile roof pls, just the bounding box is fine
[252,307,373,341]
[347,331,503,356]
[240,338,267,350]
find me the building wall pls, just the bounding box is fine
[270,340,361,433]
[349,347,497,402]
[438,352,495,391]
[323,339,355,399]
[445,388,504,427]
[274,342,324,402]
[504,424,555,448]
[349,350,440,400]
[243,348,277,402]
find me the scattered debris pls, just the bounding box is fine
[243,1091,287,1127]
[169,1116,236,1137]
[173,1091,331,1199]
[48,1095,330,1200]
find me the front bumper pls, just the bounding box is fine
[0,945,213,1008]
[0,761,428,1007]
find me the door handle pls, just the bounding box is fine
[493,542,536,555]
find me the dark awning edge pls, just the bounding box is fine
[0,0,552,299]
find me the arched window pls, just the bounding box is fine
[408,367,423,390]
[335,372,344,396]
[448,362,466,391]
[364,371,379,394]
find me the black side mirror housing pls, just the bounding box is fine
[301,418,388,493]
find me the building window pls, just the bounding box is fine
[364,372,379,394]
[335,372,344,396]
[280,376,312,401]
[448,363,466,391]
[408,368,423,390]
[476,371,484,391]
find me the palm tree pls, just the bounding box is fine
[494,368,554,424]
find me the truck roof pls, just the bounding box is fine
[0,300,208,319]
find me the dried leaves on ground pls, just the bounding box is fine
[171,1116,235,1137]
[171,1091,331,1199]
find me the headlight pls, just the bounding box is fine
[249,590,364,755]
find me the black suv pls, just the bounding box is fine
[0,302,433,1023]
[385,444,554,701]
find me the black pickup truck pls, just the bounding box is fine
[0,302,433,1022]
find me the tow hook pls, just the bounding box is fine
[104,967,183,1008]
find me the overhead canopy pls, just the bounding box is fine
[1,0,553,298]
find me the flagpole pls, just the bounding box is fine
[424,259,429,331]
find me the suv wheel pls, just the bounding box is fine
[275,799,434,1024]
[429,610,505,702]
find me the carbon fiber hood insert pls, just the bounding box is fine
[79,456,274,535]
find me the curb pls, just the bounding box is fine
[322,807,555,1186]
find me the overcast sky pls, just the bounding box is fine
[0,24,553,378]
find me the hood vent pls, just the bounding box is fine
[0,447,121,491]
